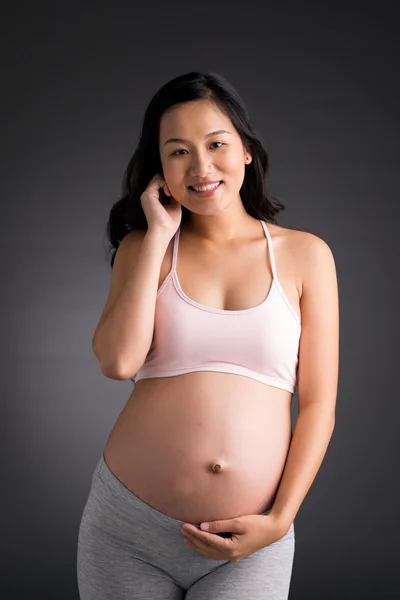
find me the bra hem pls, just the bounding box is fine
[134,366,295,394]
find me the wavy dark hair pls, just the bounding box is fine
[106,71,286,268]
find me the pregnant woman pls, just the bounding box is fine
[77,71,339,599]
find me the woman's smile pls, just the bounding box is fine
[187,181,224,198]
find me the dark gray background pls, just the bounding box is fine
[2,2,399,599]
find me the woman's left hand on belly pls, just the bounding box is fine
[181,513,285,562]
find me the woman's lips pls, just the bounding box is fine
[188,181,223,197]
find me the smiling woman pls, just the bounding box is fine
[78,70,339,600]
[158,100,253,215]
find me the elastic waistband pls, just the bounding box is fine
[93,453,190,529]
[93,452,274,530]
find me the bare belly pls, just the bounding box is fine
[103,371,293,526]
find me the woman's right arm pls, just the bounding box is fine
[92,229,171,380]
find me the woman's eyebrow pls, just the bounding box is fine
[163,129,232,146]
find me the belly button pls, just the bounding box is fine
[211,463,223,473]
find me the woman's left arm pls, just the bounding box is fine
[267,233,339,536]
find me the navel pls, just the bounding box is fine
[211,463,223,473]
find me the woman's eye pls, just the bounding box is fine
[171,142,224,156]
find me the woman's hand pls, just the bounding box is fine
[140,174,182,240]
[180,513,288,562]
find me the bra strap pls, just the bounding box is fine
[171,225,181,272]
[260,220,278,281]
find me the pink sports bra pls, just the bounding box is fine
[133,220,302,393]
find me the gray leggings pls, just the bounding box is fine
[77,453,295,599]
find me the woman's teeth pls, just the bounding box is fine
[191,181,222,192]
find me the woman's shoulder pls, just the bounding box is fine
[284,226,336,296]
[271,222,331,251]
[269,222,335,284]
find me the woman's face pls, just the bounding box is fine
[158,99,251,212]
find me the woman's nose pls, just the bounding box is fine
[188,158,213,178]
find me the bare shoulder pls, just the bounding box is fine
[93,229,148,334]
[283,226,339,410]
[114,229,147,258]
[269,222,332,252]
[270,224,337,296]
[121,228,147,245]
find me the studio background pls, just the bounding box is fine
[2,2,398,599]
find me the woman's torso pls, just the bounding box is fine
[103,218,303,525]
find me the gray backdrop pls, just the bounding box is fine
[2,2,399,599]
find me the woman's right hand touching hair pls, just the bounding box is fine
[140,174,182,241]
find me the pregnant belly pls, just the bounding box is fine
[103,372,293,525]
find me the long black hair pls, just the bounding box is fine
[106,71,286,268]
